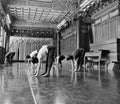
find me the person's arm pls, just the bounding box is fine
[71,59,75,71]
[34,59,41,76]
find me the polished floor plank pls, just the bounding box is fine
[0,63,34,104]
[26,60,120,104]
[1,62,120,104]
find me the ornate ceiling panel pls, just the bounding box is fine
[5,0,81,28]
[29,0,53,2]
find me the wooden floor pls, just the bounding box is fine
[0,61,120,104]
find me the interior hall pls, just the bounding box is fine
[0,0,120,104]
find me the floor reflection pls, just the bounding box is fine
[1,62,120,104]
[26,62,120,104]
[0,63,34,104]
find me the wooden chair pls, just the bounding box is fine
[84,49,110,72]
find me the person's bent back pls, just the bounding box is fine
[55,55,65,67]
[5,52,15,65]
[72,48,85,71]
[33,44,56,77]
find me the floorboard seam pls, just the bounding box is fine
[25,65,38,104]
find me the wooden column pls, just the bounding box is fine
[76,18,81,49]
[77,18,90,52]
[0,26,6,64]
[5,31,10,53]
[57,32,60,56]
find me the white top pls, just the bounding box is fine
[37,45,48,61]
[30,50,38,57]
[55,56,59,64]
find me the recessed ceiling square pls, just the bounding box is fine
[29,0,53,2]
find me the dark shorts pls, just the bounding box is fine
[73,48,85,60]
[72,48,85,67]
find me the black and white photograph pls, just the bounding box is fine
[0,0,120,104]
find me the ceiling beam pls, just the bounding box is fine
[11,21,57,28]
[39,9,44,20]
[28,0,53,2]
[7,3,68,11]
[22,7,24,19]
[33,8,37,20]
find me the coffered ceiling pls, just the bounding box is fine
[4,0,81,28]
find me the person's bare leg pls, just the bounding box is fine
[30,63,33,73]
[41,55,48,75]
[43,46,55,77]
[43,57,54,77]
[74,59,78,72]
[71,60,75,71]
[77,57,81,71]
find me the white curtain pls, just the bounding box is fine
[9,36,53,60]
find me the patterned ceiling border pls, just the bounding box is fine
[28,0,53,3]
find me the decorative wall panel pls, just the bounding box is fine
[60,25,77,55]
[109,18,118,39]
[61,31,77,55]
[11,28,54,38]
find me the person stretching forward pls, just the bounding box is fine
[32,44,56,77]
[72,48,85,71]
[66,48,85,71]
[55,55,65,67]
[5,52,15,65]
[26,50,38,63]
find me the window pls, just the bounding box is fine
[0,27,6,47]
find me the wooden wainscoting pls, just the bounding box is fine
[90,38,120,62]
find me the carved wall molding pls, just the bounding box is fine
[11,28,55,38]
[92,0,119,19]
[12,21,57,28]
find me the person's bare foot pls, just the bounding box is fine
[42,73,50,77]
[34,71,39,77]
[74,69,79,72]
[33,70,37,75]
[34,73,39,77]
[40,72,46,75]
[71,68,75,71]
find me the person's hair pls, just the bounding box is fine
[59,55,65,61]
[26,55,31,59]
[31,57,38,64]
[66,55,74,60]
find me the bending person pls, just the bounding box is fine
[72,48,85,71]
[26,50,38,63]
[66,48,85,71]
[5,52,15,65]
[33,44,56,77]
[66,55,74,70]
[55,55,65,67]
